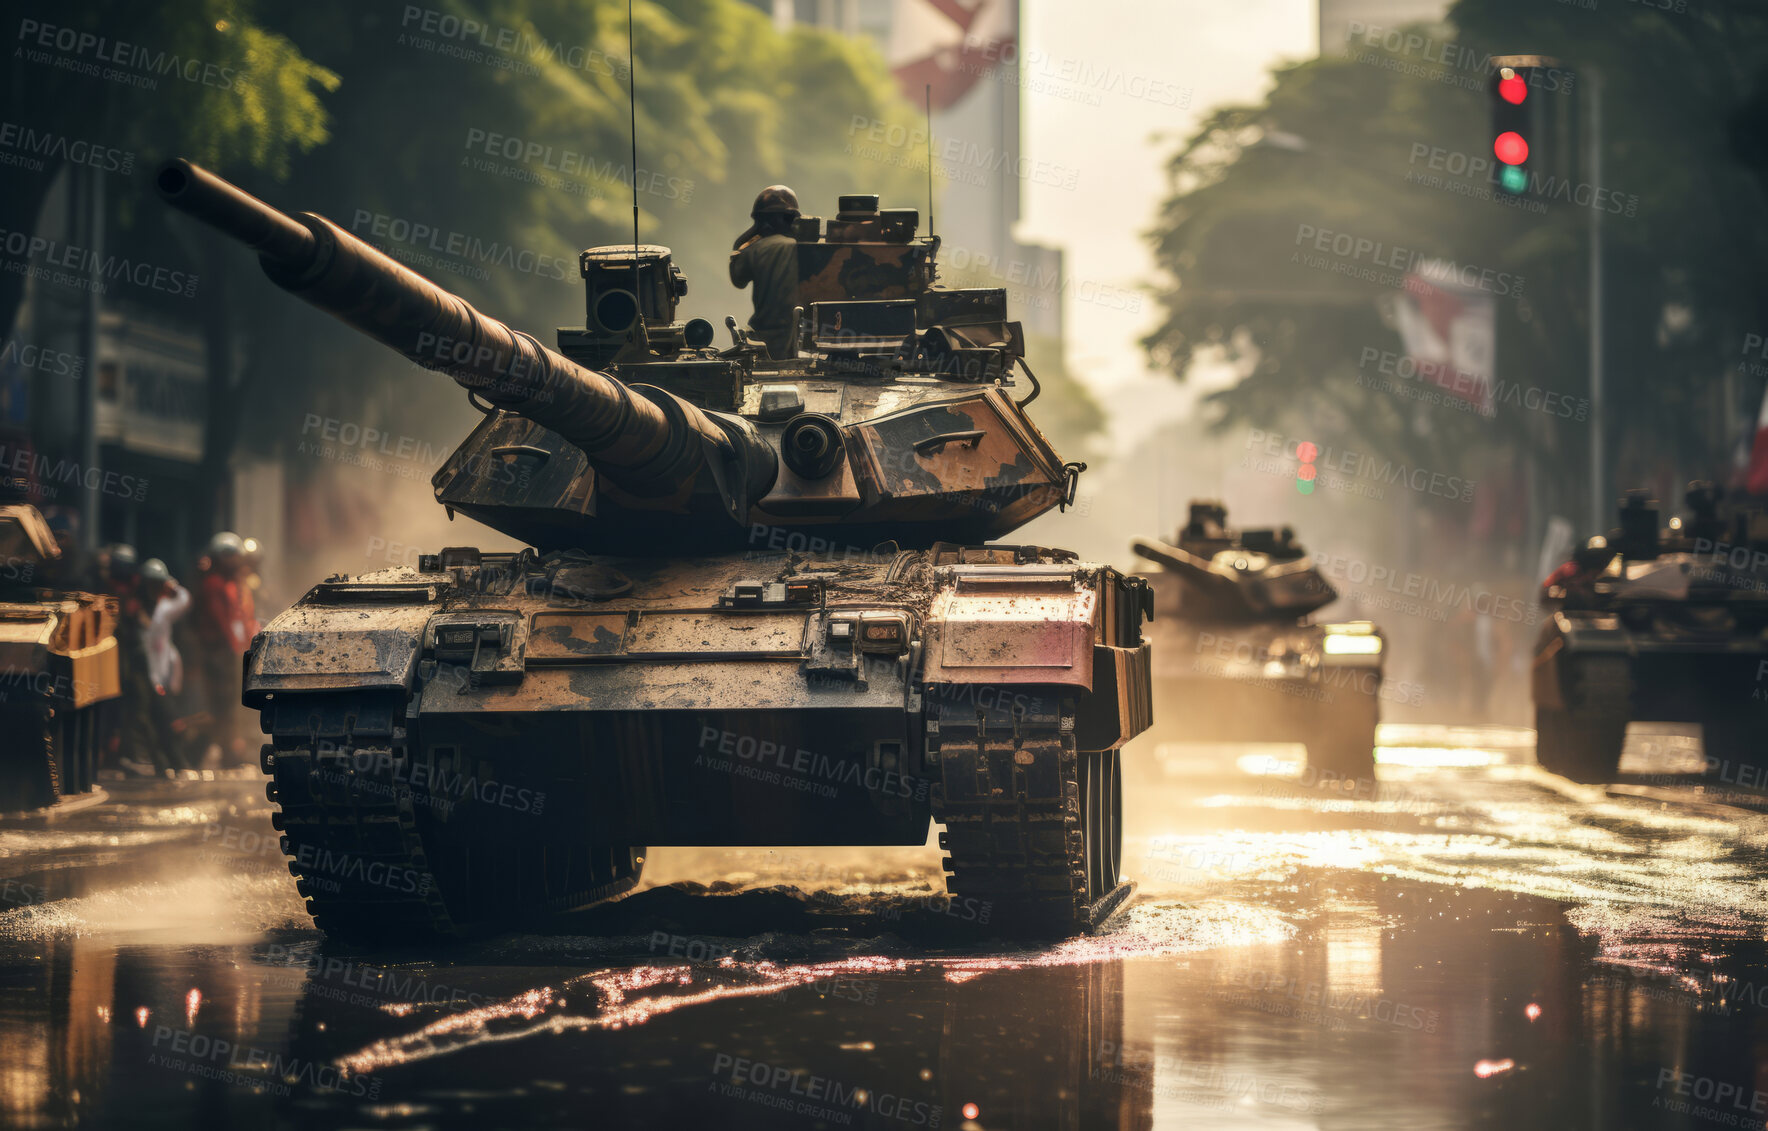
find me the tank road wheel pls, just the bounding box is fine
[1079,748,1123,905]
[929,690,1133,934]
[1534,655,1631,783]
[1533,706,1626,783]
[1308,690,1379,781]
[262,693,643,944]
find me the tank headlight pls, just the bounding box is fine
[826,611,909,655]
[1324,634,1383,655]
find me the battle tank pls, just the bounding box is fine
[1132,502,1384,777]
[0,503,119,810]
[156,159,1151,940]
[1533,484,1768,782]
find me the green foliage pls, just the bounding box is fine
[4,0,336,174]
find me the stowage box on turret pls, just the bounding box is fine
[1133,502,1384,778]
[156,159,1151,939]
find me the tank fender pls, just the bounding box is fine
[244,578,447,704]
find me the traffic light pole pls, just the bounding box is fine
[1588,67,1605,534]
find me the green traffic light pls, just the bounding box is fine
[1499,164,1528,194]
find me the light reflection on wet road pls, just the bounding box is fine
[4,725,1767,1130]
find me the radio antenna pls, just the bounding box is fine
[924,83,934,240]
[628,0,640,259]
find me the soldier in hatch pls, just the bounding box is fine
[729,185,801,359]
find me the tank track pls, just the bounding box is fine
[0,705,59,811]
[928,690,1131,932]
[262,691,645,943]
[262,693,455,941]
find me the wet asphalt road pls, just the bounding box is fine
[4,725,1768,1130]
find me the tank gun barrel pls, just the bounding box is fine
[1132,539,1220,585]
[155,159,773,510]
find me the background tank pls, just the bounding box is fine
[1133,501,1385,778]
[156,160,1151,940]
[1532,484,1768,782]
[0,503,119,810]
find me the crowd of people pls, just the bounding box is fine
[85,531,261,777]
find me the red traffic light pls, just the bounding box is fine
[1498,75,1528,105]
[1493,131,1529,165]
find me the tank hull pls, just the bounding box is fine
[1142,616,1383,778]
[250,545,1151,939]
[1532,595,1768,781]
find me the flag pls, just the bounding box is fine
[886,0,1016,110]
[1392,263,1496,416]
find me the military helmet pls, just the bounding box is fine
[750,185,800,220]
[209,531,244,558]
[140,558,170,584]
[1573,535,1615,570]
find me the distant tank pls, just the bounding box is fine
[1133,502,1384,777]
[156,159,1151,940]
[1532,484,1768,781]
[0,504,119,809]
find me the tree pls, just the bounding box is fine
[0,0,337,339]
[1143,0,1768,531]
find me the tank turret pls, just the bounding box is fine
[159,160,1074,553]
[1133,501,1335,621]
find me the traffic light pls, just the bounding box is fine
[1490,66,1532,194]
